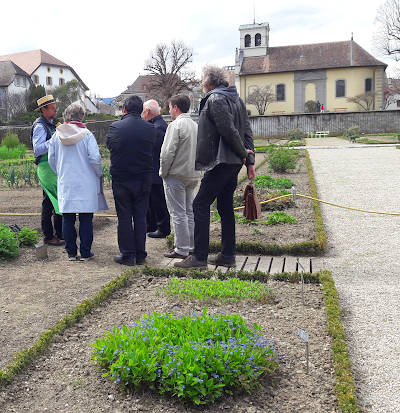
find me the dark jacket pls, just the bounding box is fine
[148,115,167,184]
[195,85,255,171]
[30,116,57,165]
[106,113,156,182]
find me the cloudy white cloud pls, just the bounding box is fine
[0,0,394,97]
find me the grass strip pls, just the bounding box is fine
[319,270,359,413]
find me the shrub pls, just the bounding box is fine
[287,140,302,147]
[265,211,297,225]
[1,133,20,148]
[254,175,293,189]
[92,310,279,405]
[162,277,272,302]
[286,128,305,140]
[17,227,40,247]
[0,224,19,260]
[268,147,298,172]
[343,126,361,138]
[304,100,320,113]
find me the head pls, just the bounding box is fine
[63,103,85,122]
[40,103,58,121]
[123,95,143,115]
[142,99,161,121]
[201,65,229,93]
[168,94,190,120]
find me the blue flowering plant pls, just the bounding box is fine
[92,309,279,405]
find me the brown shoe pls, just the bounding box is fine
[45,237,65,246]
[164,251,187,259]
[208,253,236,267]
[173,255,207,269]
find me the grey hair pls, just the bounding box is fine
[143,99,161,115]
[202,65,229,88]
[63,103,85,122]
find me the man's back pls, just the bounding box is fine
[107,113,156,181]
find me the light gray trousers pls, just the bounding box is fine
[163,176,198,256]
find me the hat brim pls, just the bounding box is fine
[35,99,60,111]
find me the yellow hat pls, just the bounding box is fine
[35,95,59,111]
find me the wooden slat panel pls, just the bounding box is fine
[243,256,259,272]
[269,257,284,274]
[257,257,272,273]
[235,255,247,271]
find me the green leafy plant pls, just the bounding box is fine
[98,144,110,159]
[265,211,297,225]
[286,128,305,140]
[211,210,221,222]
[254,175,293,189]
[17,227,40,247]
[268,147,298,172]
[92,309,279,405]
[0,144,26,160]
[0,224,19,260]
[1,133,20,149]
[343,126,361,139]
[102,163,112,186]
[162,277,272,302]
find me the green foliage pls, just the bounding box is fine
[343,126,361,139]
[92,309,279,405]
[1,133,20,148]
[254,175,293,189]
[98,144,110,159]
[27,85,46,112]
[0,163,38,188]
[0,144,26,160]
[286,128,305,140]
[102,163,112,186]
[8,111,40,125]
[304,100,320,113]
[268,147,298,172]
[265,211,297,225]
[17,227,40,247]
[287,140,302,147]
[52,79,80,117]
[86,113,118,121]
[162,277,272,302]
[211,210,221,222]
[0,224,19,261]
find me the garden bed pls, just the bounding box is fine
[0,272,338,412]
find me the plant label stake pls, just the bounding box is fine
[298,328,309,374]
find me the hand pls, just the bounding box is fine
[247,164,256,181]
[243,149,255,164]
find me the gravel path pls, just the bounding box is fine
[307,138,400,413]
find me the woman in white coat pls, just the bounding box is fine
[48,103,107,261]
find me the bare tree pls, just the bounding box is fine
[7,92,28,118]
[144,41,197,109]
[246,85,275,115]
[382,76,400,108]
[346,92,375,111]
[375,0,400,60]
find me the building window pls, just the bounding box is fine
[255,33,261,46]
[397,100,400,108]
[33,74,39,85]
[365,78,372,92]
[276,84,285,101]
[47,66,51,72]
[46,76,53,86]
[60,68,64,74]
[336,80,346,97]
[59,78,65,86]
[245,34,251,47]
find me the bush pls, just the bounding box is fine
[17,227,40,247]
[286,128,305,140]
[304,100,320,113]
[8,111,40,125]
[265,211,298,225]
[268,147,298,172]
[343,126,361,138]
[254,175,293,189]
[92,309,279,405]
[0,224,19,260]
[1,133,20,148]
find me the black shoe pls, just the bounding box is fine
[147,230,169,239]
[136,257,146,265]
[80,252,94,262]
[113,255,135,266]
[208,253,236,267]
[174,255,207,269]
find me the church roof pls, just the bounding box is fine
[0,49,89,90]
[240,40,387,75]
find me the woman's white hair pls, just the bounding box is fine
[63,103,85,122]
[143,99,161,115]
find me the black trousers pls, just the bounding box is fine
[112,175,152,260]
[42,191,62,241]
[146,183,171,235]
[193,163,242,261]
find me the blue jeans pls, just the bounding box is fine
[62,213,93,258]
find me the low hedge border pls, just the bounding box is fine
[0,266,359,412]
[167,149,326,256]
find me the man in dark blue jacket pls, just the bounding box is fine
[142,99,171,238]
[107,96,156,266]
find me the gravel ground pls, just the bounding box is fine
[307,138,400,413]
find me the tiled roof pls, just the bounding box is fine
[121,75,154,94]
[240,41,387,75]
[0,60,31,87]
[0,49,88,90]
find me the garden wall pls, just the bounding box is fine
[2,110,400,147]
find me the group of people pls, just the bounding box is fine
[31,65,256,269]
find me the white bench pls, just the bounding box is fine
[314,131,329,138]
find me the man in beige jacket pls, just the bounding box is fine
[159,94,202,259]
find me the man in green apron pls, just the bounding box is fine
[31,95,64,246]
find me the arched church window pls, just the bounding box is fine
[255,33,261,46]
[245,34,251,47]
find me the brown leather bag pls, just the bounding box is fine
[243,182,261,220]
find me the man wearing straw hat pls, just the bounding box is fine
[31,95,64,246]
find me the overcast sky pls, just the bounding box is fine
[0,0,394,97]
